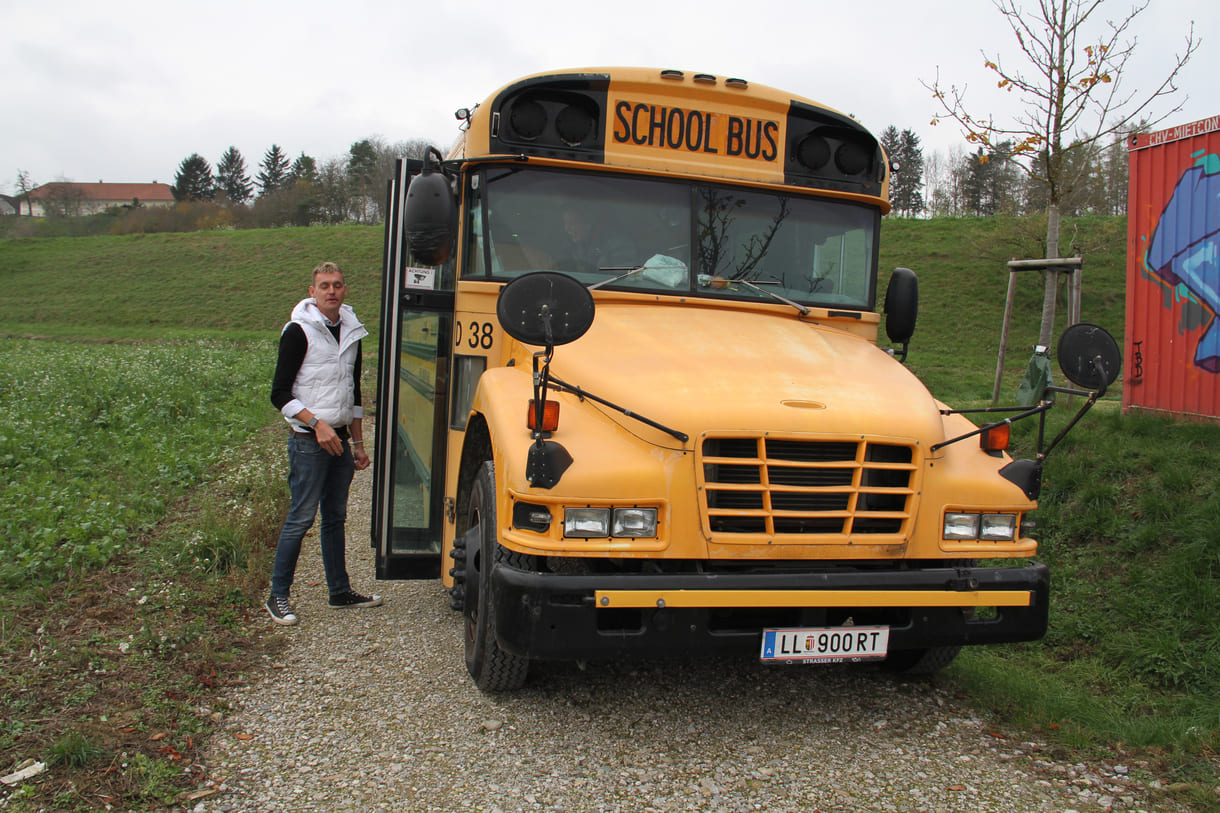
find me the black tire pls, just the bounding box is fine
[881,645,961,675]
[463,461,530,692]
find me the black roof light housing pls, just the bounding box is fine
[784,102,883,196]
[490,74,611,162]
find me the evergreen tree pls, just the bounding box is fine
[285,153,321,226]
[960,149,990,216]
[895,129,925,217]
[879,127,902,215]
[257,145,291,197]
[880,127,926,217]
[288,152,319,187]
[1100,132,1131,216]
[347,139,379,223]
[171,153,215,202]
[215,146,253,204]
[983,141,1022,215]
[958,143,1021,216]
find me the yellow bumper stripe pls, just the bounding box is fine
[594,589,1032,609]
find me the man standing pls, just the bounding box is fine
[266,261,382,625]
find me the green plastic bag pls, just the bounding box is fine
[1016,348,1052,406]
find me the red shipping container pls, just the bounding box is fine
[1125,114,1220,421]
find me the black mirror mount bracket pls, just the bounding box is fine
[936,324,1121,466]
[496,273,596,490]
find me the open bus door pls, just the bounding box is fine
[372,158,453,579]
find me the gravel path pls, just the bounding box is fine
[193,466,1176,813]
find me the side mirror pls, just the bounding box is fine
[1057,322,1121,394]
[884,267,918,359]
[496,272,595,348]
[404,149,456,266]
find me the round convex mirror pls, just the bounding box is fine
[496,272,596,347]
[1057,323,1121,390]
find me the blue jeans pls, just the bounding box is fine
[270,433,355,598]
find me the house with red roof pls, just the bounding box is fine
[23,182,176,217]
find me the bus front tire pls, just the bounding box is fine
[463,461,530,693]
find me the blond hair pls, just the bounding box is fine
[311,261,344,283]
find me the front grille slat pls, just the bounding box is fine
[701,436,916,540]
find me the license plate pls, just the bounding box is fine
[760,625,890,664]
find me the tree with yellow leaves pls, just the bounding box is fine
[924,0,1197,345]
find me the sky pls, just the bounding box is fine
[2,0,1215,195]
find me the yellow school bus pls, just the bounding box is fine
[370,67,1119,691]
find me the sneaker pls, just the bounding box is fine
[328,590,384,609]
[266,595,298,626]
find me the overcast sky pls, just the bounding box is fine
[2,0,1214,194]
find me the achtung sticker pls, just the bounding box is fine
[611,99,780,162]
[404,266,436,290]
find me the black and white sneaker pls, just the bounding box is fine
[328,590,384,609]
[266,595,298,626]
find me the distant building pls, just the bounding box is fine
[0,195,18,215]
[24,182,176,217]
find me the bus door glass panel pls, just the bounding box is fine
[391,309,450,544]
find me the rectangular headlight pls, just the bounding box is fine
[943,512,981,540]
[981,513,1017,541]
[612,508,657,538]
[564,507,610,538]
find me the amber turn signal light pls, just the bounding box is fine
[527,399,560,432]
[980,423,1010,452]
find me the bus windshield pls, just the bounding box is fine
[465,167,879,310]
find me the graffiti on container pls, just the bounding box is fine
[1143,150,1220,373]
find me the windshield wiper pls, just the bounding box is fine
[735,279,810,315]
[548,374,689,444]
[587,266,644,290]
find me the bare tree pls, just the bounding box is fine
[44,181,87,217]
[15,170,35,216]
[924,0,1198,344]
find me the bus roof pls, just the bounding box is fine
[453,67,891,211]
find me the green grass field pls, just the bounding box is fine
[2,215,1217,810]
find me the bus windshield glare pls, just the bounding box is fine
[465,167,879,310]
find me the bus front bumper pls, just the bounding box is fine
[490,561,1049,660]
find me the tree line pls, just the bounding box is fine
[7,124,1138,232]
[169,137,436,228]
[881,125,1132,219]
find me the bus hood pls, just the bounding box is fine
[547,303,946,445]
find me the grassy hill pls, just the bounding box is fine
[880,214,1128,401]
[0,225,385,341]
[3,216,1218,810]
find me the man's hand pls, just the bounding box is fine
[353,446,371,470]
[313,420,345,456]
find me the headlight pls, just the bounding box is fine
[943,513,981,540]
[981,513,1017,541]
[943,512,1019,541]
[612,508,657,538]
[563,507,659,538]
[564,508,610,538]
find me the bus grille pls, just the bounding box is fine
[700,436,917,538]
